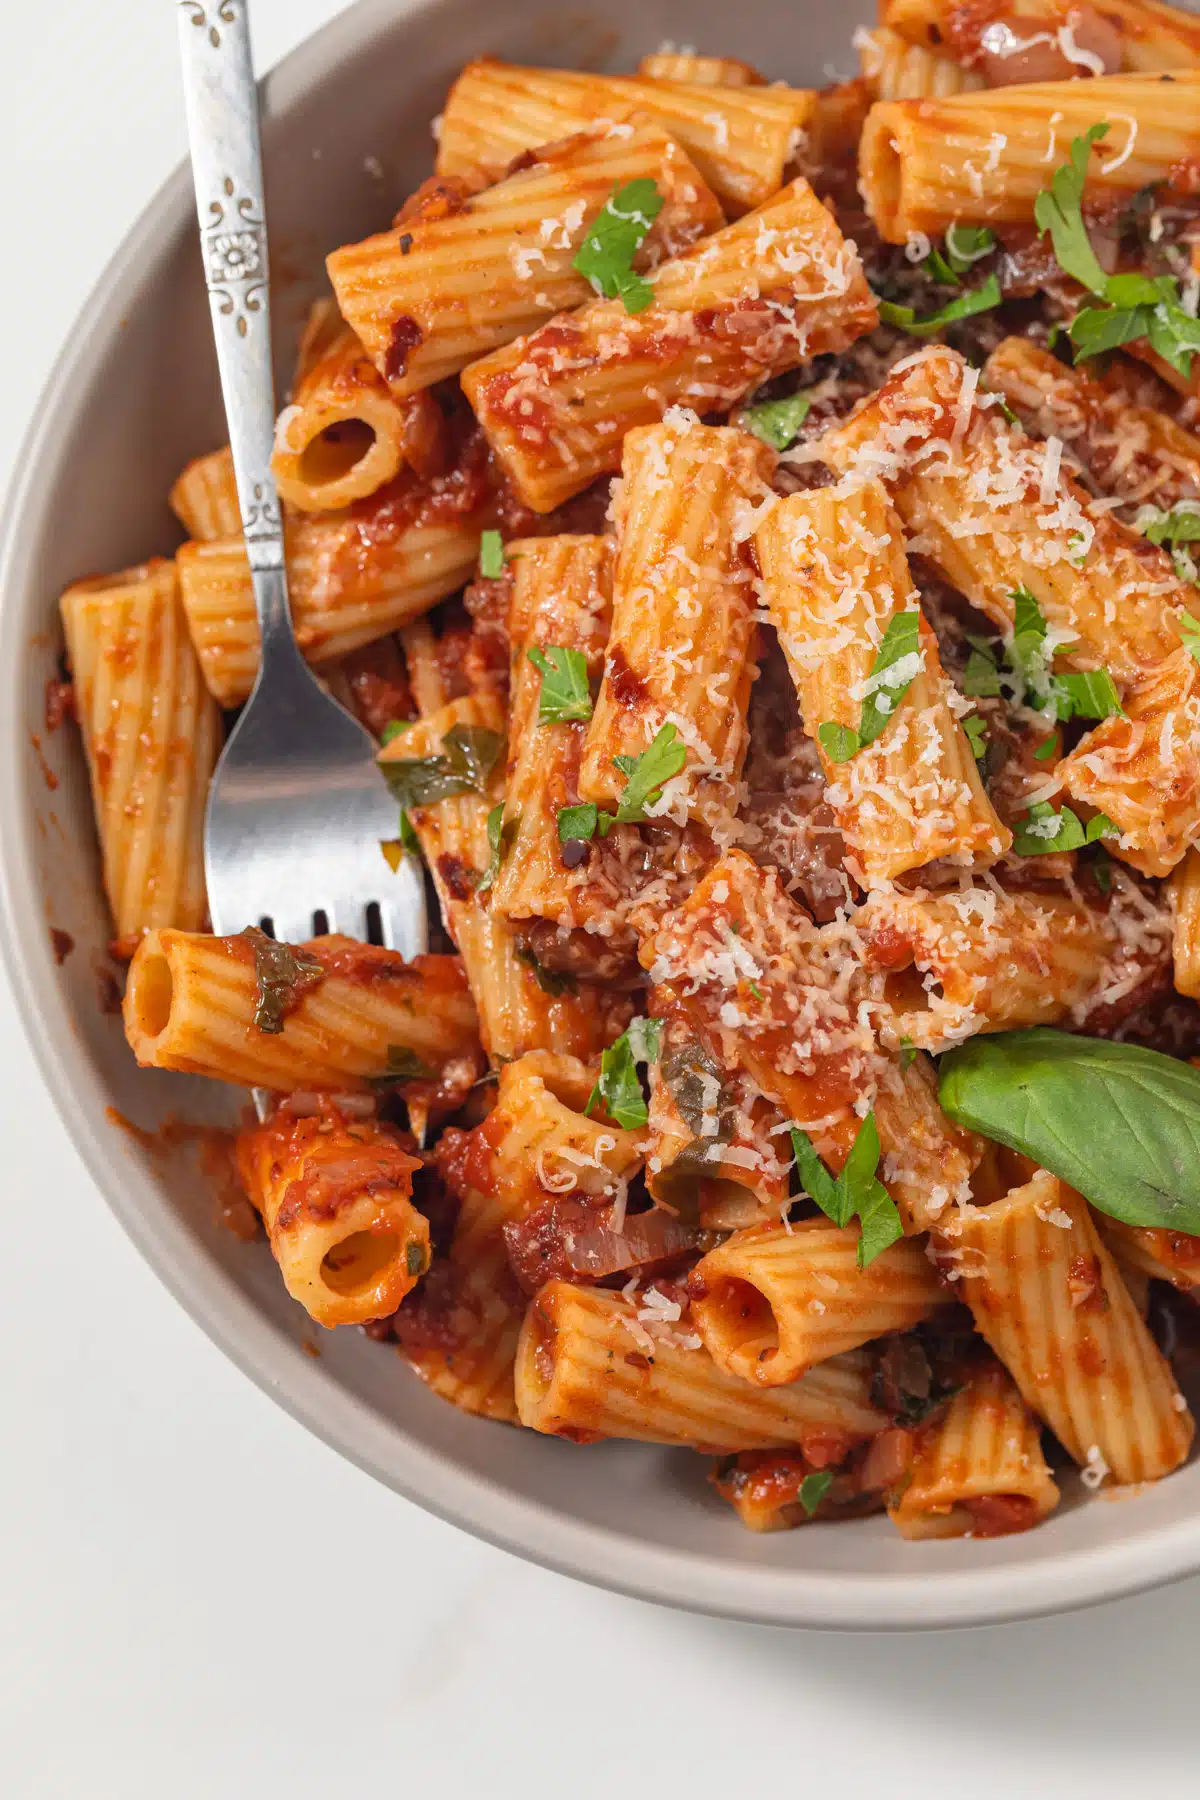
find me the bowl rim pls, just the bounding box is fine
[5,0,1200,1631]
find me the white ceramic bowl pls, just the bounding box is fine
[5,0,1200,1629]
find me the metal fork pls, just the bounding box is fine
[176,2,426,963]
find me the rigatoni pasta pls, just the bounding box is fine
[79,17,1200,1551]
[463,178,877,511]
[60,558,220,950]
[329,127,723,398]
[435,60,815,214]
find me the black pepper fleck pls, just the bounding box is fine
[399,232,414,254]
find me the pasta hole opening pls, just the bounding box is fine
[320,1230,399,1296]
[883,966,942,1014]
[299,419,377,490]
[705,1277,779,1370]
[539,1068,599,1115]
[132,953,174,1038]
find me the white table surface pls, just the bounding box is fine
[4,5,1200,1795]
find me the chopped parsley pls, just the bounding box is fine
[572,178,664,314]
[1180,612,1200,667]
[379,719,411,746]
[962,713,988,762]
[528,645,592,724]
[381,723,504,810]
[798,1470,834,1516]
[818,610,922,763]
[557,723,687,837]
[742,390,813,451]
[878,273,1001,339]
[479,530,506,579]
[243,929,325,1034]
[1037,125,1200,377]
[585,1016,662,1129]
[899,1035,917,1072]
[1142,506,1200,584]
[790,1113,903,1270]
[1012,801,1118,856]
[962,588,1122,723]
[924,224,996,285]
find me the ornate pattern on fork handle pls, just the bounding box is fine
[176,0,286,583]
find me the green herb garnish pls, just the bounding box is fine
[573,178,664,314]
[878,273,1002,339]
[963,589,1122,723]
[817,610,922,763]
[1037,126,1200,377]
[243,929,325,1034]
[381,723,504,810]
[962,713,988,762]
[515,947,577,997]
[940,1028,1200,1234]
[476,802,514,893]
[1012,801,1118,856]
[528,645,592,724]
[742,390,813,451]
[790,1113,903,1269]
[798,1470,834,1516]
[479,530,506,578]
[380,719,411,746]
[371,1044,435,1084]
[585,1016,662,1129]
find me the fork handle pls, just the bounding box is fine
[176,1,295,662]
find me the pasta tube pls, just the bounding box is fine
[515,1280,888,1449]
[463,178,877,512]
[236,1100,426,1328]
[169,445,241,541]
[947,1172,1193,1483]
[59,558,220,948]
[123,928,479,1089]
[860,73,1200,241]
[579,421,774,830]
[688,1219,946,1386]
[888,1364,1060,1540]
[755,480,1010,884]
[435,60,815,214]
[857,24,985,100]
[328,126,722,398]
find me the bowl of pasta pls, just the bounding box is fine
[11,0,1200,1629]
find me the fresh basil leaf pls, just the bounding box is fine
[381,724,503,809]
[479,529,506,578]
[586,1022,655,1128]
[1148,301,1200,378]
[1012,800,1088,855]
[514,947,577,997]
[475,802,514,893]
[899,1035,917,1072]
[878,273,1002,338]
[798,1470,834,1516]
[558,802,602,842]
[858,610,922,748]
[962,713,988,762]
[939,1027,1200,1233]
[963,645,1002,698]
[790,1127,845,1220]
[855,1180,905,1270]
[1052,668,1124,722]
[743,390,813,451]
[1033,123,1111,297]
[1090,846,1115,892]
[613,722,687,822]
[406,1241,427,1277]
[817,720,860,763]
[665,1039,732,1143]
[380,719,411,746]
[1034,734,1058,761]
[572,177,664,314]
[790,1114,902,1266]
[243,929,324,1034]
[528,645,592,724]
